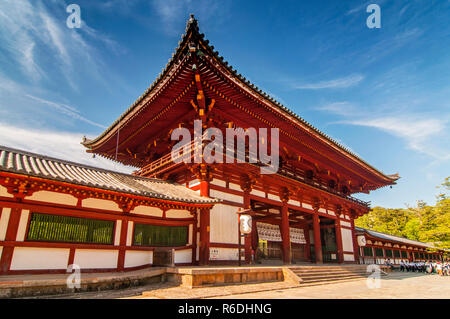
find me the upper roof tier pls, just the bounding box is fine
[82,15,399,192]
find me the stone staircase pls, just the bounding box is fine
[288,265,387,287]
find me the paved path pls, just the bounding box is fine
[208,272,450,299]
[14,271,450,299]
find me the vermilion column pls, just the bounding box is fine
[334,219,344,263]
[312,213,323,264]
[350,218,359,263]
[117,219,128,271]
[191,212,198,265]
[198,208,210,265]
[243,191,252,264]
[280,204,291,264]
[0,207,21,274]
[304,224,311,262]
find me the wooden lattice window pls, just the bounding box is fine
[133,223,188,247]
[374,247,384,257]
[363,247,373,256]
[401,251,408,258]
[385,249,393,258]
[393,250,401,258]
[26,213,114,244]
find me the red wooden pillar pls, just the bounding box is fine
[243,191,252,264]
[312,212,323,264]
[0,208,21,274]
[304,224,311,262]
[280,204,291,264]
[350,218,359,263]
[334,219,344,263]
[117,219,128,271]
[198,208,210,265]
[191,211,198,265]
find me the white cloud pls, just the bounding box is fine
[315,102,360,116]
[0,0,122,89]
[347,116,450,160]
[0,123,134,173]
[0,74,105,130]
[293,74,364,90]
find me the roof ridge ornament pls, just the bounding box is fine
[186,13,198,32]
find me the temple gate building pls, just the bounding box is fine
[0,16,412,275]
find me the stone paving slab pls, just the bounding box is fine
[132,281,301,299]
[208,272,450,299]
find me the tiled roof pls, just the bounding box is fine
[82,15,398,184]
[0,145,218,205]
[355,227,435,249]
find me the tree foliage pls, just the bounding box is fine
[355,177,450,250]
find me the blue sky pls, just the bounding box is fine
[0,0,448,208]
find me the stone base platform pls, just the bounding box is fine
[0,268,166,299]
[165,266,288,288]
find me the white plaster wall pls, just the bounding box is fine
[16,210,30,241]
[341,228,354,252]
[82,198,121,212]
[131,206,163,217]
[328,211,336,216]
[189,179,200,187]
[288,199,300,206]
[188,224,193,245]
[0,185,13,198]
[267,193,280,201]
[27,191,77,206]
[124,250,153,268]
[74,249,118,269]
[210,179,226,187]
[126,222,134,246]
[0,207,11,241]
[211,247,239,261]
[250,189,266,198]
[303,203,313,210]
[319,208,327,214]
[228,183,241,191]
[114,220,122,246]
[340,220,351,228]
[210,204,239,244]
[166,209,191,218]
[10,247,70,270]
[210,189,243,204]
[0,247,2,258]
[174,249,192,264]
[344,253,355,262]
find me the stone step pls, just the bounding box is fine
[289,266,367,271]
[300,273,367,281]
[297,271,368,278]
[299,276,369,287]
[293,271,370,276]
[301,274,367,284]
[291,269,368,275]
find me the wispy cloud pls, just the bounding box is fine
[317,101,450,161]
[24,94,106,129]
[0,73,105,129]
[346,116,449,160]
[0,123,134,173]
[293,74,364,90]
[0,0,123,89]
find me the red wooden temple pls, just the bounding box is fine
[81,15,400,266]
